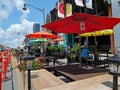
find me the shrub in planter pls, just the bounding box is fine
[70,43,80,54]
[18,57,45,71]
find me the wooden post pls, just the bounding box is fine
[108,5,115,54]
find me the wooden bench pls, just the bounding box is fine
[41,74,112,90]
[31,69,65,90]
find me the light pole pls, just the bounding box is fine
[23,3,46,24]
[22,55,35,90]
[106,56,120,90]
[17,32,27,46]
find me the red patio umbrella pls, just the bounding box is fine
[26,30,59,39]
[26,30,59,53]
[48,41,56,44]
[51,37,64,42]
[42,13,120,67]
[42,13,120,34]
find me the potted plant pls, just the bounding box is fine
[70,54,77,62]
[67,43,80,64]
[18,57,45,72]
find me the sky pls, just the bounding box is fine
[0,0,58,48]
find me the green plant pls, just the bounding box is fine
[47,45,65,53]
[70,54,76,60]
[18,61,25,72]
[47,45,55,52]
[70,43,80,53]
[32,59,44,70]
[18,57,45,71]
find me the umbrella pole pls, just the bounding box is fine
[78,14,82,68]
[79,33,82,68]
[86,36,88,46]
[95,36,97,53]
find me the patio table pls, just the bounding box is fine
[50,64,108,81]
[105,55,120,62]
[45,56,56,65]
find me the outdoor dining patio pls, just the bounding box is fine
[4,12,120,90]
[9,52,120,90]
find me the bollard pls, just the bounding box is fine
[8,51,11,64]
[3,51,8,79]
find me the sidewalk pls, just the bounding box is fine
[2,55,27,90]
[2,58,18,90]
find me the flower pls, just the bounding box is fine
[32,59,45,70]
[18,60,25,72]
[38,56,45,62]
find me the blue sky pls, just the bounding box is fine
[0,0,58,48]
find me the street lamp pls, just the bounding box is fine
[22,55,35,90]
[17,32,27,47]
[23,3,46,24]
[106,56,120,90]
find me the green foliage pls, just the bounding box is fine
[47,44,65,58]
[70,54,76,60]
[47,44,65,53]
[59,46,65,52]
[70,43,80,53]
[18,61,25,72]
[32,59,44,70]
[54,45,59,52]
[47,45,54,52]
[18,58,45,71]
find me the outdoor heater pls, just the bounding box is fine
[106,56,120,90]
[22,54,35,90]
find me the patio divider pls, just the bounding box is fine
[3,50,11,79]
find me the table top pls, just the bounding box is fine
[45,56,55,59]
[50,64,108,81]
[106,56,120,62]
[31,69,65,89]
[84,58,94,61]
[22,54,35,60]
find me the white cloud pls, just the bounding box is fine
[0,0,14,23]
[20,9,30,24]
[14,0,24,11]
[0,19,34,48]
[0,0,29,22]
[0,28,6,41]
[14,0,30,21]
[0,0,32,48]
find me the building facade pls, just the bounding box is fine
[33,23,40,33]
[111,0,120,49]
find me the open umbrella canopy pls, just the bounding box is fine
[25,41,35,45]
[81,29,113,37]
[42,13,120,34]
[29,38,49,43]
[48,41,56,44]
[51,37,64,42]
[26,30,59,39]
